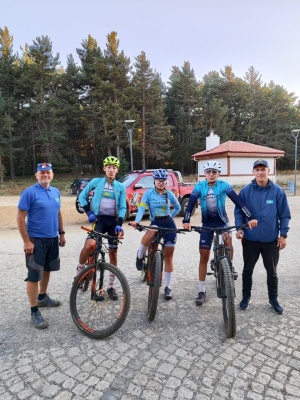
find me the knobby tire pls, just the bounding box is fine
[147,252,162,322]
[70,262,131,339]
[219,258,236,338]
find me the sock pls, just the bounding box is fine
[31,306,38,314]
[108,272,116,288]
[164,272,173,288]
[198,281,206,293]
[38,293,46,301]
[76,263,85,275]
[137,244,148,259]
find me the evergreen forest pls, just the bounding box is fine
[1,26,300,179]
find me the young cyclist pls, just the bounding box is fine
[182,160,257,306]
[130,169,181,300]
[76,156,126,300]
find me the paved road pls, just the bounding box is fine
[0,198,300,400]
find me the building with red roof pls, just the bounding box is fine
[192,131,284,184]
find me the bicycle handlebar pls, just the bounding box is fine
[190,223,250,234]
[128,222,186,234]
[81,226,123,242]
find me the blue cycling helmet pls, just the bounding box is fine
[153,169,168,180]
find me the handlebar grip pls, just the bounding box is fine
[81,225,92,232]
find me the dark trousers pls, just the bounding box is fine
[242,239,279,299]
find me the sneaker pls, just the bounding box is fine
[240,295,251,310]
[164,287,172,300]
[31,310,48,330]
[232,267,238,280]
[269,298,283,314]
[195,292,206,306]
[37,294,60,308]
[107,287,118,300]
[136,252,143,271]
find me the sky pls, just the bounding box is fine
[2,0,300,99]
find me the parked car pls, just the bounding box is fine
[70,178,92,195]
[119,169,197,219]
[76,190,94,214]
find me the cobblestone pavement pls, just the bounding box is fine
[0,198,299,400]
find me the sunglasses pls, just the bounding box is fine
[37,163,52,167]
[205,170,218,175]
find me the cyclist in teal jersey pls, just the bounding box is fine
[130,169,181,300]
[183,160,257,306]
[76,156,126,300]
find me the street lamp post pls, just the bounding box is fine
[291,129,300,196]
[125,120,136,171]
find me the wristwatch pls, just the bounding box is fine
[59,231,65,235]
[280,234,287,239]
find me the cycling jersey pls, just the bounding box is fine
[79,177,126,223]
[183,179,251,224]
[135,188,181,222]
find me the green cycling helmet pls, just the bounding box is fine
[103,156,120,168]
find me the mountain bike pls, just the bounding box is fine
[191,224,248,339]
[70,226,131,339]
[132,224,185,322]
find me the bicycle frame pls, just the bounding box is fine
[133,223,185,321]
[191,224,248,339]
[80,226,120,297]
[211,230,233,292]
[146,231,165,284]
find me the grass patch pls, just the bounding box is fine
[0,174,91,196]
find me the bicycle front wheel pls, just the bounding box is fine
[219,258,236,338]
[70,262,131,339]
[147,252,162,322]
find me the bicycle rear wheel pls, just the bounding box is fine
[70,262,131,339]
[218,258,236,338]
[147,252,162,322]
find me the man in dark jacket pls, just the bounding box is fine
[234,159,291,314]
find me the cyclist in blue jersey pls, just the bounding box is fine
[130,169,181,300]
[182,160,257,306]
[76,156,126,300]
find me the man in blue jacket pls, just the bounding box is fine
[235,159,291,314]
[183,160,257,306]
[76,156,126,300]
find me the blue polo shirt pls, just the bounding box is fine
[18,183,61,238]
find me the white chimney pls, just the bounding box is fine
[206,130,220,150]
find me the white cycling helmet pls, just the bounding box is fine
[203,160,221,173]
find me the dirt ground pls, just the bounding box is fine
[0,195,87,231]
[1,189,297,232]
